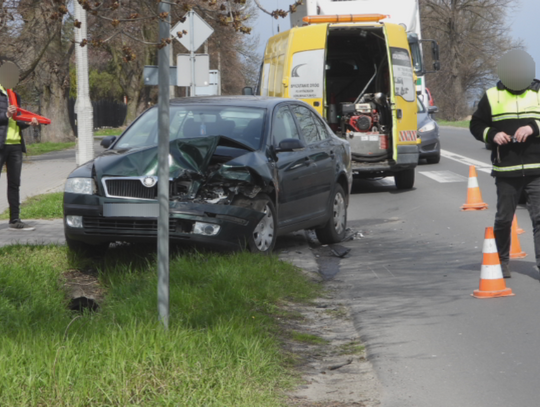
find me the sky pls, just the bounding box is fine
[252,0,540,77]
[510,0,540,77]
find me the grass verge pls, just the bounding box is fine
[0,244,321,406]
[94,127,123,137]
[436,119,470,128]
[0,192,63,220]
[25,142,76,156]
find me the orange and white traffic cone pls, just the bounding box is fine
[472,227,514,298]
[510,217,527,259]
[461,166,488,211]
[514,214,525,235]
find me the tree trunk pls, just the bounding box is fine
[40,79,74,142]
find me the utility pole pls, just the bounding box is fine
[74,1,94,165]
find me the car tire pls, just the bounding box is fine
[247,194,277,254]
[65,235,109,257]
[426,154,440,164]
[394,168,415,189]
[315,184,347,245]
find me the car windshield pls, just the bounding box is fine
[417,98,426,114]
[114,105,266,150]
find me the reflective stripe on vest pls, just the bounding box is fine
[486,87,540,122]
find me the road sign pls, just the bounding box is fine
[144,65,178,86]
[171,11,214,52]
[177,54,209,87]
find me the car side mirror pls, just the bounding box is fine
[100,135,117,149]
[276,138,305,152]
[428,106,439,114]
[242,87,254,96]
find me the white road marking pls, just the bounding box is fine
[419,170,468,183]
[440,149,492,174]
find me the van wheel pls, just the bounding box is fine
[395,169,415,189]
[316,184,347,244]
[66,235,109,257]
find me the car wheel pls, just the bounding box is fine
[315,184,347,245]
[247,194,277,254]
[394,168,415,189]
[426,154,440,164]
[66,235,109,257]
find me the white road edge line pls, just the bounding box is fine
[440,149,492,174]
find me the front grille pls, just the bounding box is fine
[106,179,157,199]
[103,178,190,200]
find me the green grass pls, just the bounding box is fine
[0,244,321,406]
[0,192,63,220]
[94,127,123,137]
[25,142,76,156]
[436,119,470,128]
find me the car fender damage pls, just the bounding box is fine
[94,136,275,207]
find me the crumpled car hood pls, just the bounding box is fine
[94,136,273,203]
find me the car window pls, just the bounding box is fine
[273,105,300,145]
[313,115,330,140]
[291,105,320,144]
[115,105,266,150]
[417,98,426,114]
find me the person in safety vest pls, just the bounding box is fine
[470,49,540,278]
[0,60,39,231]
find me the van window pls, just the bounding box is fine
[273,106,300,145]
[390,47,415,102]
[292,105,320,144]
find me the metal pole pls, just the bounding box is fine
[157,0,170,330]
[190,10,196,97]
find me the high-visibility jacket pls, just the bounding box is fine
[0,87,27,152]
[470,80,540,177]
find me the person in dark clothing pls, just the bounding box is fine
[0,61,38,231]
[470,49,540,278]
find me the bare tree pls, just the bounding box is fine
[0,0,296,138]
[0,1,75,142]
[420,0,522,120]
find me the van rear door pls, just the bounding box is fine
[383,23,418,161]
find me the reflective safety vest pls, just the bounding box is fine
[485,86,540,175]
[485,87,540,140]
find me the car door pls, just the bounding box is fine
[290,104,336,217]
[271,103,318,226]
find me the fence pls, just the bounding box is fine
[68,98,127,135]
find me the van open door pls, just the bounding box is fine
[383,23,419,164]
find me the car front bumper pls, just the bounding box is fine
[418,130,440,158]
[64,194,265,249]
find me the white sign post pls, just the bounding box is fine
[171,11,214,96]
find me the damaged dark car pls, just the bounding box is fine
[63,96,352,254]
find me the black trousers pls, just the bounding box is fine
[494,176,540,267]
[0,144,23,222]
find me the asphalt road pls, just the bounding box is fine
[336,126,540,406]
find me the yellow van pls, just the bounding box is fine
[259,14,420,189]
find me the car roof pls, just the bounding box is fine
[169,96,302,109]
